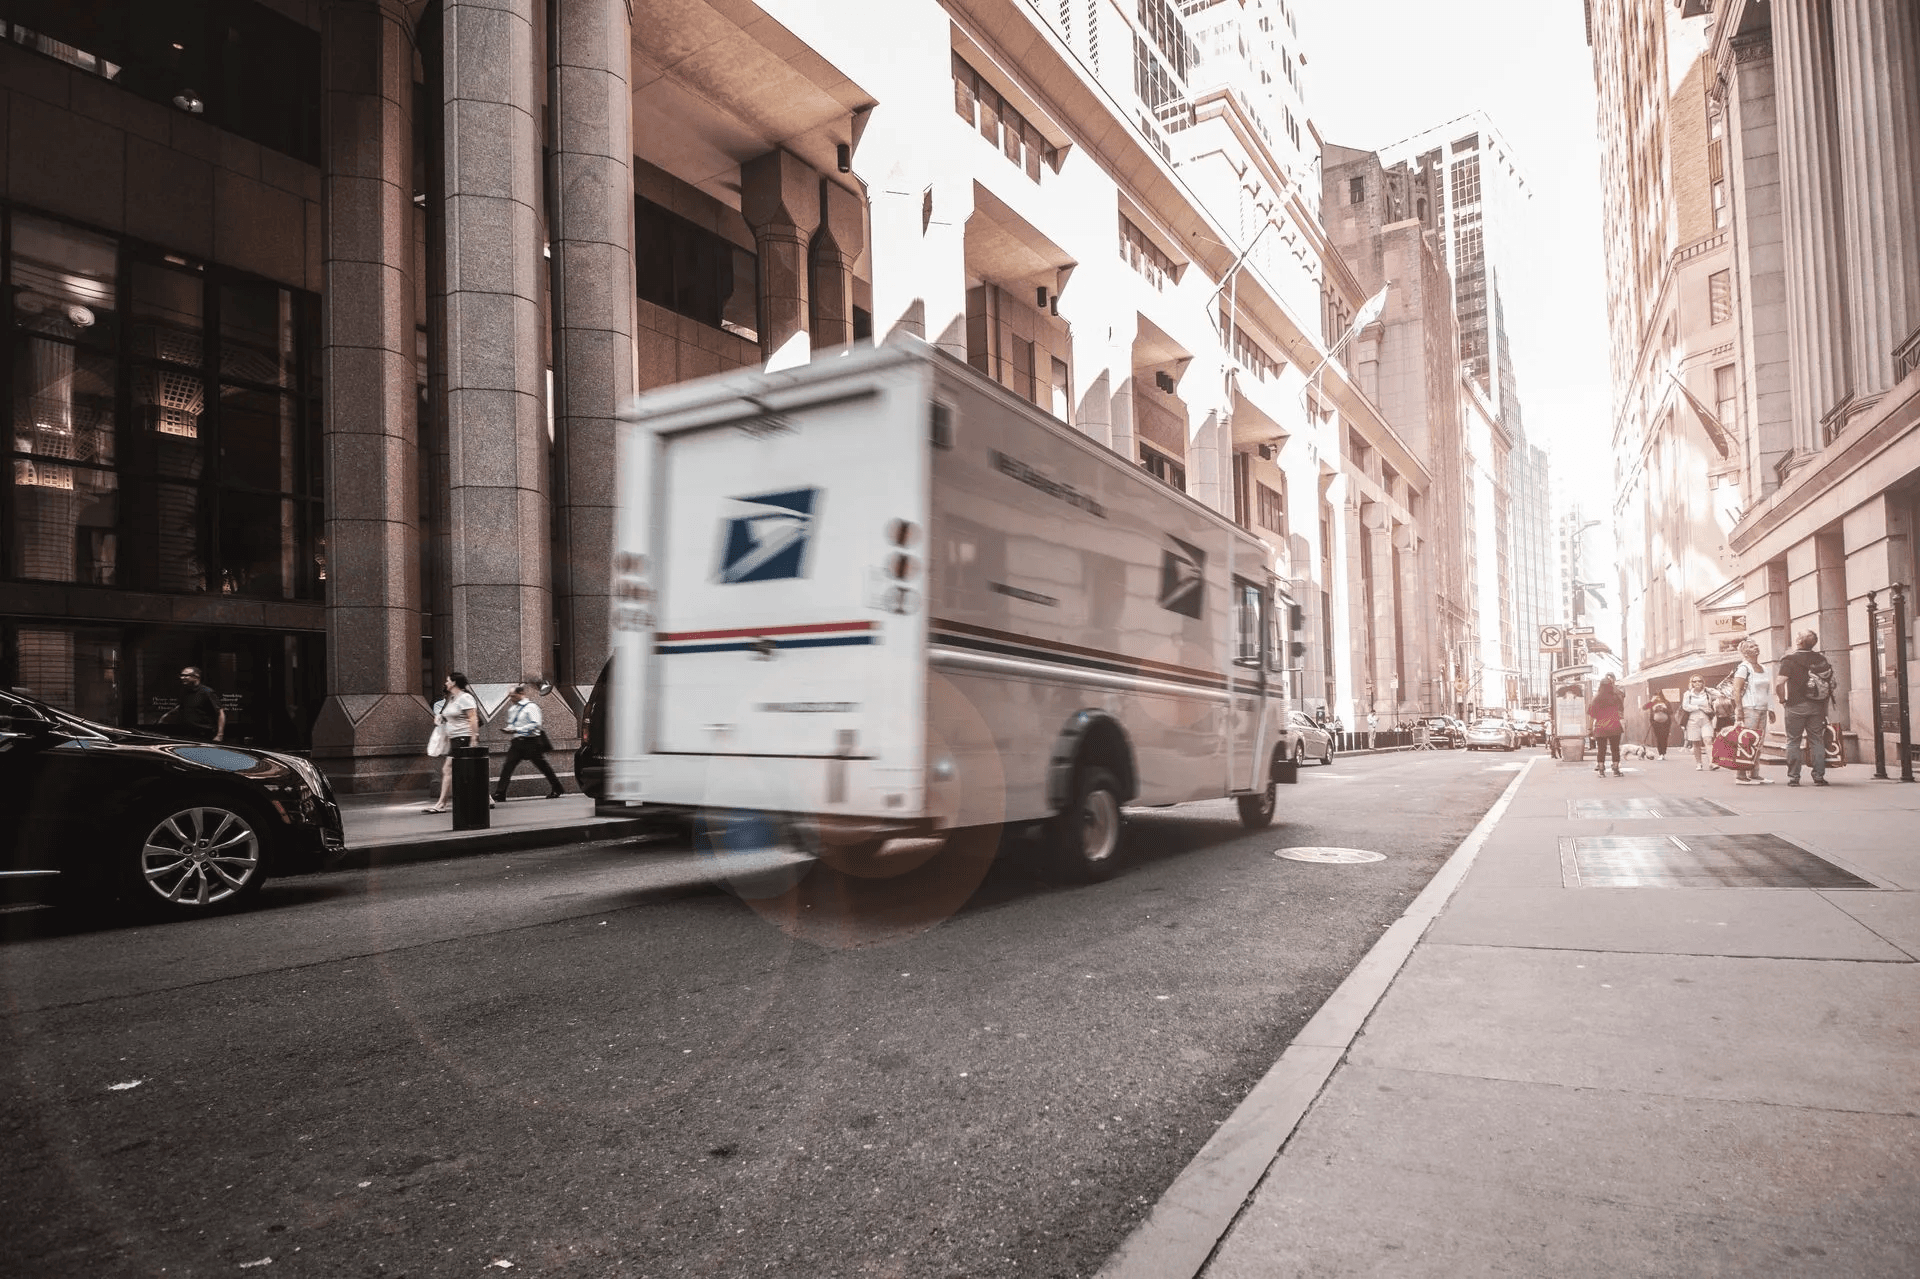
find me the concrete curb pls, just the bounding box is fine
[1095,755,1542,1279]
[329,817,662,871]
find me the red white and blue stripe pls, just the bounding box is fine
[655,620,876,656]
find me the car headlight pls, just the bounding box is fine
[267,751,329,797]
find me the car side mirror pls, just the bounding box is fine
[0,708,54,736]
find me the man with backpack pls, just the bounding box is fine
[1774,630,1836,787]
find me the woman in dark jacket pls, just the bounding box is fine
[1643,692,1675,760]
[1588,675,1626,777]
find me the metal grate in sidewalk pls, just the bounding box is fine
[1558,833,1875,888]
[1566,796,1737,819]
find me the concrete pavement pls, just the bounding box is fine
[1104,751,1920,1277]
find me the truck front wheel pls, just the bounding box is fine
[1051,765,1123,883]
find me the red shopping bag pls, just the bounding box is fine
[1712,724,1758,770]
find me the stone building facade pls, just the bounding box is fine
[1589,0,1920,760]
[1585,0,1750,722]
[1709,0,1920,764]
[2,0,1456,785]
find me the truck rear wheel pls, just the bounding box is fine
[1051,765,1123,883]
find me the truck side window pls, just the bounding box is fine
[1233,580,1262,666]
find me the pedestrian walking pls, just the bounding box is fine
[162,666,226,742]
[1774,630,1836,788]
[493,684,565,801]
[1679,675,1715,770]
[1642,692,1675,760]
[1366,710,1378,749]
[1588,674,1625,777]
[1728,639,1775,784]
[424,672,482,813]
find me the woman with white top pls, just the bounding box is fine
[424,671,482,813]
[1679,674,1716,770]
[1727,640,1776,784]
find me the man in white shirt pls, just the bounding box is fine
[492,684,565,801]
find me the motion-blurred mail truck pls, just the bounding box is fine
[608,339,1298,880]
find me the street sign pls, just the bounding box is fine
[1567,625,1595,636]
[1572,636,1590,664]
[1453,678,1467,694]
[1539,624,1565,652]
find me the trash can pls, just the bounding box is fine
[452,744,491,830]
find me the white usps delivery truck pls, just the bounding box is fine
[607,339,1300,881]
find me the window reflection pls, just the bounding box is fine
[220,280,294,388]
[11,461,118,584]
[5,210,320,600]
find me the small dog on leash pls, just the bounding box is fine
[1621,742,1657,760]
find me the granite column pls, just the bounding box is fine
[741,149,821,368]
[549,0,635,700]
[1771,0,1853,450]
[1830,0,1920,403]
[312,0,424,791]
[437,0,551,716]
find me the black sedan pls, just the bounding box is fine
[0,690,343,918]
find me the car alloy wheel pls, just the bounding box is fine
[139,804,263,909]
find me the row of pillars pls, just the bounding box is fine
[313,0,868,787]
[1739,0,1920,448]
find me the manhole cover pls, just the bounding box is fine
[1276,846,1386,864]
[1567,797,1737,819]
[1558,834,1874,888]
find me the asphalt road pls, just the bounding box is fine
[1,747,1523,1278]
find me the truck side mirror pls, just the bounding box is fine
[1288,603,1305,631]
[1290,640,1306,659]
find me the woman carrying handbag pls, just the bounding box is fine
[493,684,565,801]
[424,672,485,813]
[1679,675,1715,770]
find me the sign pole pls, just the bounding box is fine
[1896,583,1914,783]
[1868,589,1887,779]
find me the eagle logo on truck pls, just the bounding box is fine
[716,488,817,583]
[1159,537,1206,619]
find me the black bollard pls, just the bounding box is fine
[452,744,491,830]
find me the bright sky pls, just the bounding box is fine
[1304,0,1615,495]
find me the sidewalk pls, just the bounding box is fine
[1105,752,1920,1277]
[332,792,662,868]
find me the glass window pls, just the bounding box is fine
[218,386,297,492]
[634,195,759,342]
[10,214,117,349]
[131,261,205,366]
[1233,580,1262,664]
[219,279,295,388]
[218,490,302,598]
[6,1,321,164]
[10,626,125,724]
[5,209,321,601]
[13,340,116,465]
[11,461,118,583]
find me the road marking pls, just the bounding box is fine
[1097,755,1539,1279]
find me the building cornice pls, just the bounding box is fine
[1728,369,1920,559]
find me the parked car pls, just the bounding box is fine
[0,689,343,917]
[1463,717,1518,751]
[1279,711,1335,767]
[1419,715,1465,748]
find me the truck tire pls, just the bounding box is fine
[1236,769,1277,829]
[1051,765,1124,883]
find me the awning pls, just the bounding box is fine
[1623,650,1741,699]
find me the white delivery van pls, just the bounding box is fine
[607,338,1300,881]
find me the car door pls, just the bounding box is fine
[0,697,65,874]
